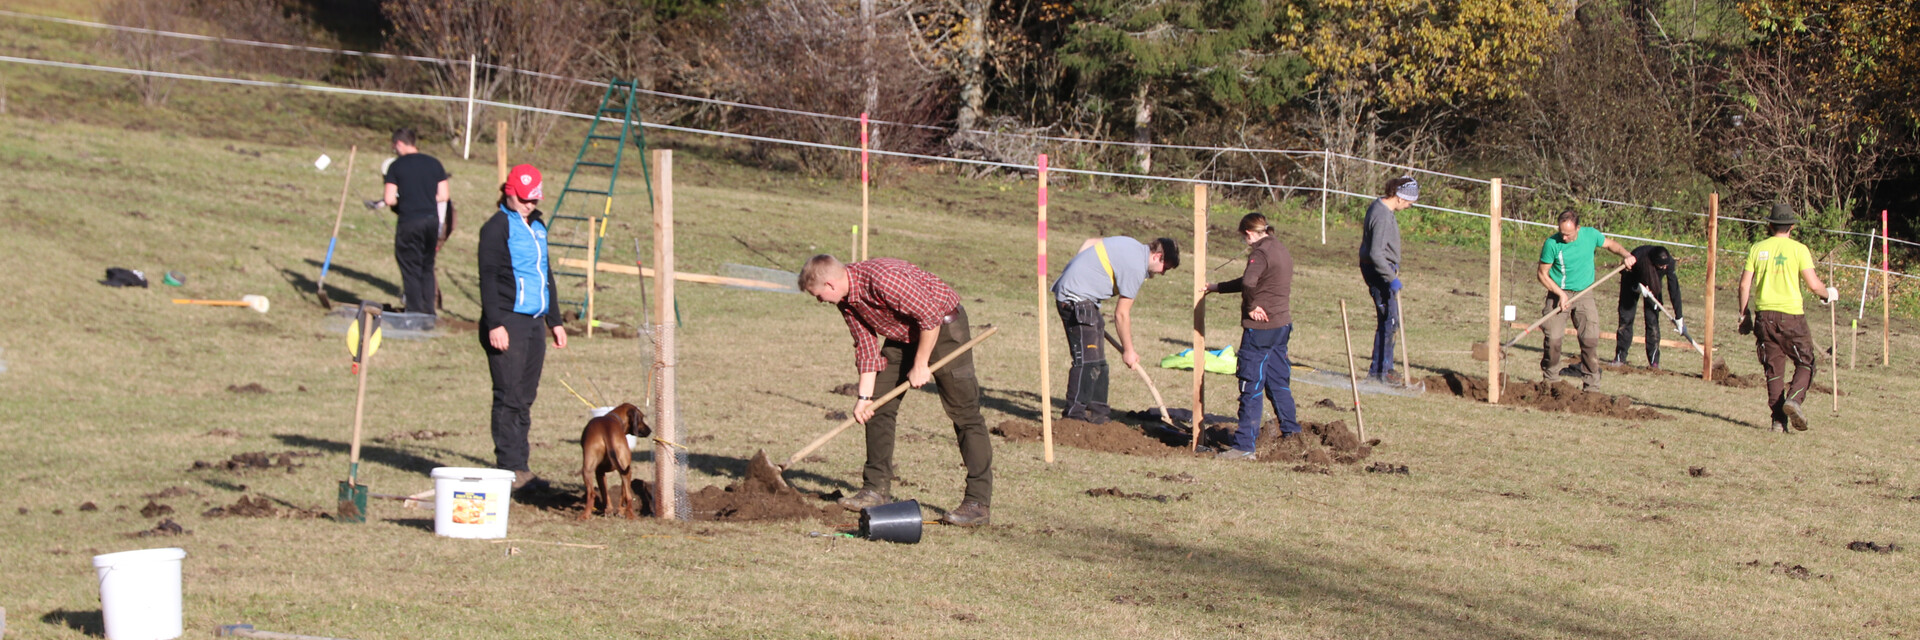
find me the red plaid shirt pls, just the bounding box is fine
[838,258,961,373]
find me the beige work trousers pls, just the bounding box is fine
[1541,290,1603,391]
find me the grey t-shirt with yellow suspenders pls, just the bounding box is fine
[1051,236,1150,304]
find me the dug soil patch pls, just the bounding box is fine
[1606,361,1843,395]
[994,418,1376,467]
[684,451,836,522]
[1421,372,1668,420]
[202,495,328,519]
[190,451,320,472]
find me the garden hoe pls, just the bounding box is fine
[1500,264,1629,356]
[173,295,271,314]
[316,145,357,309]
[751,326,1001,491]
[338,302,382,523]
[1638,283,1703,355]
[1104,330,1176,428]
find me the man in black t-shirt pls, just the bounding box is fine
[382,127,449,315]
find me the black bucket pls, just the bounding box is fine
[859,500,923,544]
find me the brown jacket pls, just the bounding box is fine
[1215,235,1294,329]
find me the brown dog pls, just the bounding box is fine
[580,403,650,520]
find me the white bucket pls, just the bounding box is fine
[92,547,185,640]
[430,467,516,539]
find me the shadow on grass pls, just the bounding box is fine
[386,517,434,533]
[1015,524,1695,639]
[39,609,103,637]
[272,434,486,475]
[290,257,403,303]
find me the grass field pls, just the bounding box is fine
[6,16,1920,640]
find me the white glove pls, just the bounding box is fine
[1675,318,1686,334]
[1826,287,1839,303]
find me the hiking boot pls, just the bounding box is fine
[940,500,990,527]
[1783,400,1809,431]
[837,488,892,511]
[511,470,549,493]
[1214,448,1258,461]
[1769,419,1788,433]
[1605,357,1627,367]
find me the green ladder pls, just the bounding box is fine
[547,78,653,317]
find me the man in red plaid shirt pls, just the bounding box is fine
[801,254,993,526]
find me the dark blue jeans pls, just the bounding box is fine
[1362,270,1399,379]
[1233,325,1298,452]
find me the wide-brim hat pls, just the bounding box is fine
[1766,203,1798,225]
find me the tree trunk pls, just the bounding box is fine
[955,0,988,133]
[862,0,879,184]
[1134,82,1152,175]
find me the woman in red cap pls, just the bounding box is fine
[476,163,567,491]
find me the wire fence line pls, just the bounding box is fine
[0,51,1914,286]
[11,6,1918,252]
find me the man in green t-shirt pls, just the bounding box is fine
[1738,204,1837,433]
[1536,210,1636,391]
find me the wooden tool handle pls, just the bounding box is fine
[784,325,999,469]
[1502,263,1629,350]
[173,299,250,306]
[1103,330,1173,426]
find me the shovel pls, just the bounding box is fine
[174,295,271,314]
[338,302,382,523]
[316,145,357,309]
[753,326,1001,491]
[1638,283,1703,355]
[1103,330,1175,428]
[1500,264,1629,354]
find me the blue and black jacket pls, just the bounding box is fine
[477,204,562,332]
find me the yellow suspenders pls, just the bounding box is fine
[1093,239,1117,297]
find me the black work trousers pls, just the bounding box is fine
[1056,300,1110,422]
[395,216,439,315]
[483,313,549,472]
[863,306,993,506]
[1614,280,1664,366]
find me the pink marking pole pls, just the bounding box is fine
[1037,153,1054,463]
[859,112,870,260]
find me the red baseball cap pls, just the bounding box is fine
[504,164,543,201]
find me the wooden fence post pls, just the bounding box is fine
[860,113,871,261]
[495,121,508,184]
[1702,193,1719,382]
[1191,184,1207,450]
[1488,178,1502,404]
[1883,209,1891,366]
[651,150,678,520]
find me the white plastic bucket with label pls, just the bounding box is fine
[93,547,185,640]
[430,467,515,539]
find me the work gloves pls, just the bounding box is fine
[1826,287,1839,304]
[1675,318,1686,334]
[1738,311,1753,336]
[1389,278,1403,293]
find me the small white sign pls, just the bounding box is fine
[1503,305,1516,322]
[314,154,332,171]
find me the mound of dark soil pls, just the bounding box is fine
[684,450,836,522]
[226,383,271,394]
[131,518,189,537]
[1086,487,1191,502]
[1202,420,1377,467]
[190,451,319,472]
[202,495,328,519]
[1421,372,1669,420]
[139,501,174,518]
[995,417,1376,466]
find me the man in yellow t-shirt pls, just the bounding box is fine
[1738,203,1837,433]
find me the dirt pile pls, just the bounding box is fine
[202,495,327,519]
[190,451,319,472]
[226,383,271,394]
[131,519,189,537]
[1200,420,1376,467]
[1421,372,1669,420]
[684,451,835,522]
[1086,487,1191,503]
[1604,361,1842,395]
[377,430,457,442]
[139,501,174,518]
[993,419,1185,458]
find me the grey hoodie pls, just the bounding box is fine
[1358,198,1401,278]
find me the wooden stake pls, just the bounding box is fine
[1830,261,1839,412]
[1851,318,1859,370]
[1883,209,1891,366]
[1702,193,1720,381]
[1397,291,1412,384]
[1037,154,1054,464]
[495,121,508,184]
[651,150,678,520]
[462,54,476,160]
[1487,179,1502,404]
[585,215,597,339]
[1319,149,1330,245]
[347,306,380,487]
[1191,183,1207,450]
[860,112,870,261]
[1340,300,1365,441]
